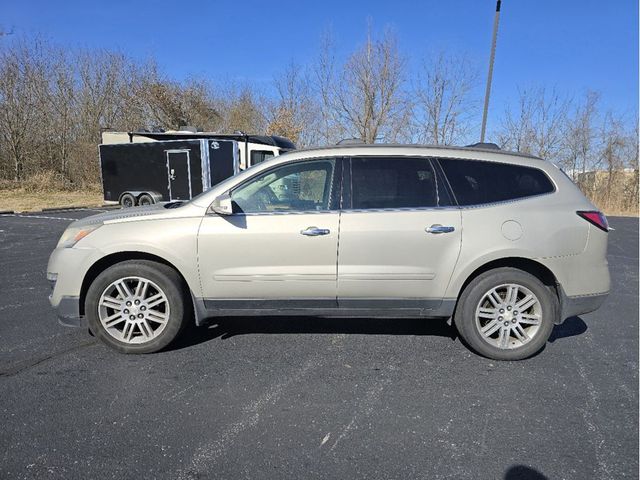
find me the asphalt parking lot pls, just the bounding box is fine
[0,210,637,480]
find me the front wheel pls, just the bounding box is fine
[454,268,556,361]
[85,260,189,353]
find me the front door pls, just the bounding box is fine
[198,158,341,308]
[337,156,462,310]
[166,150,192,200]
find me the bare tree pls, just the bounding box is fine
[313,30,346,145]
[598,112,627,207]
[0,41,43,180]
[629,120,639,210]
[136,67,221,132]
[497,87,568,159]
[412,51,477,145]
[496,89,534,153]
[266,61,317,146]
[530,89,569,160]
[77,50,140,143]
[218,84,266,134]
[563,91,599,180]
[317,28,409,144]
[39,47,77,179]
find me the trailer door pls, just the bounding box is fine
[166,150,192,200]
[208,140,238,186]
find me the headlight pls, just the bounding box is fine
[56,224,102,248]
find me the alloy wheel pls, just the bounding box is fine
[474,283,542,350]
[98,276,170,344]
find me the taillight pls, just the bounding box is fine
[577,210,609,232]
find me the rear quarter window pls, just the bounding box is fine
[439,158,555,206]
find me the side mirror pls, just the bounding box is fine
[209,193,233,215]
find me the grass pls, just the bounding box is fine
[592,200,639,217]
[0,188,104,212]
[601,209,639,217]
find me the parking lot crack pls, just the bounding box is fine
[0,339,97,377]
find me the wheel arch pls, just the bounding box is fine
[79,251,196,319]
[453,257,560,304]
[136,191,163,204]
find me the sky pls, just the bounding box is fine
[3,0,638,136]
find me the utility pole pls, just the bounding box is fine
[480,0,502,143]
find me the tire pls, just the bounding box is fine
[85,260,190,354]
[138,193,155,206]
[454,268,556,361]
[120,193,136,208]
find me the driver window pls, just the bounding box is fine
[230,159,336,213]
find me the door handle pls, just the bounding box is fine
[300,226,330,236]
[426,224,455,234]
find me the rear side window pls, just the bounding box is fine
[351,157,439,209]
[439,159,554,206]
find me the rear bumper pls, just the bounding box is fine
[558,290,608,323]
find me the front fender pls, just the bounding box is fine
[79,217,203,298]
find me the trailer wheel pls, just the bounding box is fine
[138,193,155,206]
[120,193,136,208]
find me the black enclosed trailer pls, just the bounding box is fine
[99,138,238,206]
[99,132,294,207]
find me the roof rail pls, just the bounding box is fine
[337,138,365,145]
[465,142,501,150]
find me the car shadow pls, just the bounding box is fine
[166,315,588,352]
[167,316,457,351]
[548,316,587,343]
[504,465,548,480]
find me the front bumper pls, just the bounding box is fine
[50,295,86,327]
[47,246,100,328]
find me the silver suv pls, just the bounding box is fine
[47,144,610,360]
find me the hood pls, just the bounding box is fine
[71,203,193,227]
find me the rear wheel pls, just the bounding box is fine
[120,193,136,208]
[138,193,155,206]
[85,260,189,353]
[454,268,556,360]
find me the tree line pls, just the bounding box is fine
[0,32,637,213]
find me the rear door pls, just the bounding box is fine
[337,156,462,311]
